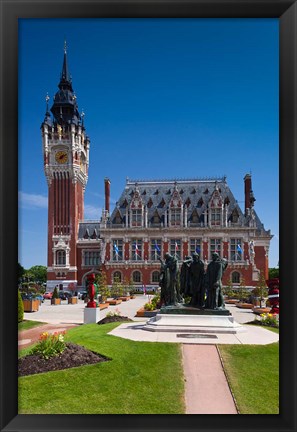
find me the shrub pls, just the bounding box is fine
[30,331,66,359]
[52,286,59,299]
[18,290,24,323]
[255,313,279,328]
[144,302,155,311]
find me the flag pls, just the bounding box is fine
[195,246,200,254]
[142,284,146,294]
[154,242,161,253]
[135,243,140,259]
[175,241,179,251]
[237,244,243,254]
[113,243,119,255]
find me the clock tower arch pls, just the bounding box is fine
[41,43,90,289]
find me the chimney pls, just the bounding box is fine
[104,178,111,214]
[244,174,252,216]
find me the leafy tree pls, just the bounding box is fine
[18,290,24,323]
[27,265,47,284]
[269,267,279,279]
[95,271,110,301]
[110,277,124,299]
[18,263,25,280]
[252,271,268,307]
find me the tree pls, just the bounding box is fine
[18,263,25,280]
[27,265,47,284]
[18,289,24,323]
[52,286,59,299]
[95,271,110,302]
[269,267,279,279]
[253,271,268,307]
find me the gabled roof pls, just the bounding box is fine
[108,177,266,231]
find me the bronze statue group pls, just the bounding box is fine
[158,252,228,310]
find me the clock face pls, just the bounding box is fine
[55,151,68,164]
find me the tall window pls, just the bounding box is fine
[230,239,243,261]
[232,271,240,284]
[131,209,142,227]
[132,270,142,283]
[150,238,162,261]
[56,250,66,265]
[112,239,123,261]
[211,208,221,226]
[132,239,142,261]
[171,208,181,226]
[151,271,160,283]
[83,251,100,266]
[170,239,181,260]
[210,239,221,258]
[113,271,122,283]
[190,238,202,256]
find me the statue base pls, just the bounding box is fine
[143,311,245,334]
[84,307,100,324]
[160,304,231,316]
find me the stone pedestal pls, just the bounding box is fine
[84,307,100,324]
[143,306,245,334]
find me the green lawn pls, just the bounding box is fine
[18,320,46,331]
[18,323,185,414]
[218,339,279,414]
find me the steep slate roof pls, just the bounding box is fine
[78,222,100,240]
[78,177,269,239]
[107,176,266,231]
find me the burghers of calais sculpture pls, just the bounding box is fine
[204,252,228,310]
[159,253,180,306]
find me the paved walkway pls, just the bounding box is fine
[182,344,237,414]
[19,300,278,414]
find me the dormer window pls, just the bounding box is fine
[131,209,142,227]
[211,208,221,226]
[171,208,181,226]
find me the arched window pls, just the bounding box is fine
[232,271,240,284]
[151,271,160,283]
[113,271,122,283]
[56,250,66,265]
[132,271,141,283]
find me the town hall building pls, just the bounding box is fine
[41,47,273,291]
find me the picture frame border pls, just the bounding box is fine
[1,1,296,431]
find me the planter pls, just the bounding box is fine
[22,299,39,312]
[99,302,109,310]
[51,298,61,305]
[119,296,130,301]
[252,307,271,315]
[225,299,240,304]
[107,299,122,305]
[68,297,78,305]
[135,307,158,318]
[236,302,254,309]
[130,295,136,299]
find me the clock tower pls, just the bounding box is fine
[41,43,90,289]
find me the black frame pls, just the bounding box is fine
[0,1,296,431]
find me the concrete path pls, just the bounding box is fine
[18,323,78,349]
[182,344,237,414]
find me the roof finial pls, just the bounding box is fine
[45,93,50,112]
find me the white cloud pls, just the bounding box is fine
[84,204,102,219]
[19,191,48,209]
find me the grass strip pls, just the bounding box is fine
[18,320,46,331]
[219,340,279,414]
[18,322,185,414]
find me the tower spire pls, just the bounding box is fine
[60,40,71,85]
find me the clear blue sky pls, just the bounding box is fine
[18,18,279,269]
